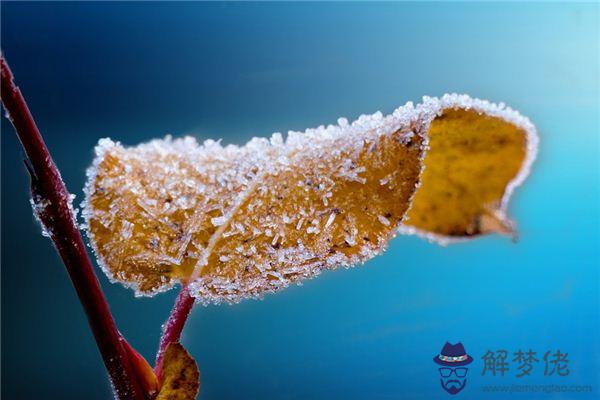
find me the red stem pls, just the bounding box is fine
[154,285,195,380]
[1,54,146,400]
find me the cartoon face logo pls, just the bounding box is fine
[433,342,473,395]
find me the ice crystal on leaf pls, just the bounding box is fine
[82,94,538,304]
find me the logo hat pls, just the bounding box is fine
[433,342,473,367]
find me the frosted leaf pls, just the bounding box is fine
[82,93,538,303]
[83,101,424,300]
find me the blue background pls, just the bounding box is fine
[1,2,598,399]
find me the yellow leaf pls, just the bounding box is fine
[84,113,424,301]
[156,343,199,400]
[400,95,538,244]
[82,94,537,303]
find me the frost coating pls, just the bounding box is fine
[30,194,51,237]
[83,100,426,302]
[82,93,538,304]
[31,192,78,238]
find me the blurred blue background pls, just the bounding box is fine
[1,2,598,399]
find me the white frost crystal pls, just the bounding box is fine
[30,194,51,237]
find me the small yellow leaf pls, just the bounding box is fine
[401,95,538,244]
[156,343,199,400]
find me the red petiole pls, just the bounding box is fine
[1,53,147,400]
[154,285,195,381]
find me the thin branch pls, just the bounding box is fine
[154,285,195,380]
[1,53,146,400]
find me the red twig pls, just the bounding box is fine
[154,285,195,380]
[1,54,146,400]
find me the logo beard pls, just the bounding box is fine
[440,378,466,395]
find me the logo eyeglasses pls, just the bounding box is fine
[439,367,468,378]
